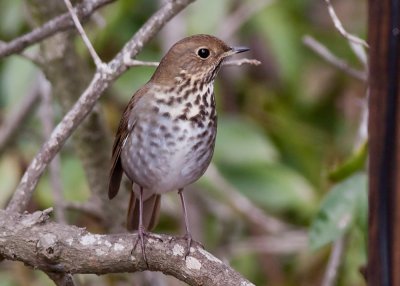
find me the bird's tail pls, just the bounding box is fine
[127,190,161,231]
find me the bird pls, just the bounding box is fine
[108,34,248,262]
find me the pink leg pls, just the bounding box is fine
[134,186,148,267]
[178,188,192,257]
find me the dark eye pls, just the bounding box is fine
[197,48,210,59]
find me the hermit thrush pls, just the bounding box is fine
[108,34,248,261]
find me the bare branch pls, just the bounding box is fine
[0,78,41,154]
[223,58,261,67]
[0,209,254,286]
[205,164,289,234]
[302,35,367,82]
[124,57,159,67]
[0,40,45,66]
[62,0,104,69]
[323,0,368,48]
[0,0,115,59]
[322,237,346,286]
[6,0,196,213]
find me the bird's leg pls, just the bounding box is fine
[133,186,149,267]
[178,188,193,257]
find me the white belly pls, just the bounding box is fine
[121,115,216,197]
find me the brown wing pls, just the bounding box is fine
[108,85,150,199]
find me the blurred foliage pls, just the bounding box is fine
[309,173,367,250]
[0,0,368,285]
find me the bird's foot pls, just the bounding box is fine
[133,226,149,268]
[180,233,204,258]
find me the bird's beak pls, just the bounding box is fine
[223,46,250,57]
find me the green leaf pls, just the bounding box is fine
[309,173,367,250]
[213,115,279,166]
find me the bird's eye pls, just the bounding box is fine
[197,48,210,59]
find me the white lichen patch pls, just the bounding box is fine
[147,234,162,243]
[80,234,97,245]
[198,248,222,264]
[172,244,185,256]
[104,240,112,247]
[113,243,125,251]
[186,257,201,270]
[66,238,73,246]
[41,233,57,245]
[96,248,106,256]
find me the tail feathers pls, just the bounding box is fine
[127,191,161,231]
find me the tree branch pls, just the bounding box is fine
[323,0,368,48]
[302,35,367,82]
[0,209,254,286]
[322,237,346,286]
[6,0,196,214]
[62,0,104,69]
[205,164,289,234]
[0,0,115,59]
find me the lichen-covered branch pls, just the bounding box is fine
[0,209,254,286]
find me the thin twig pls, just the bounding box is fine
[205,164,289,234]
[303,35,367,81]
[0,0,115,59]
[124,58,159,67]
[38,74,67,224]
[63,0,104,70]
[6,0,197,213]
[223,58,261,67]
[322,237,346,286]
[0,40,45,66]
[0,79,41,153]
[323,0,368,48]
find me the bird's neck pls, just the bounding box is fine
[151,76,216,123]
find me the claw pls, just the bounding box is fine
[183,232,192,258]
[133,226,149,268]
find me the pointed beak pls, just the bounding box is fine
[223,46,250,57]
[231,46,250,54]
